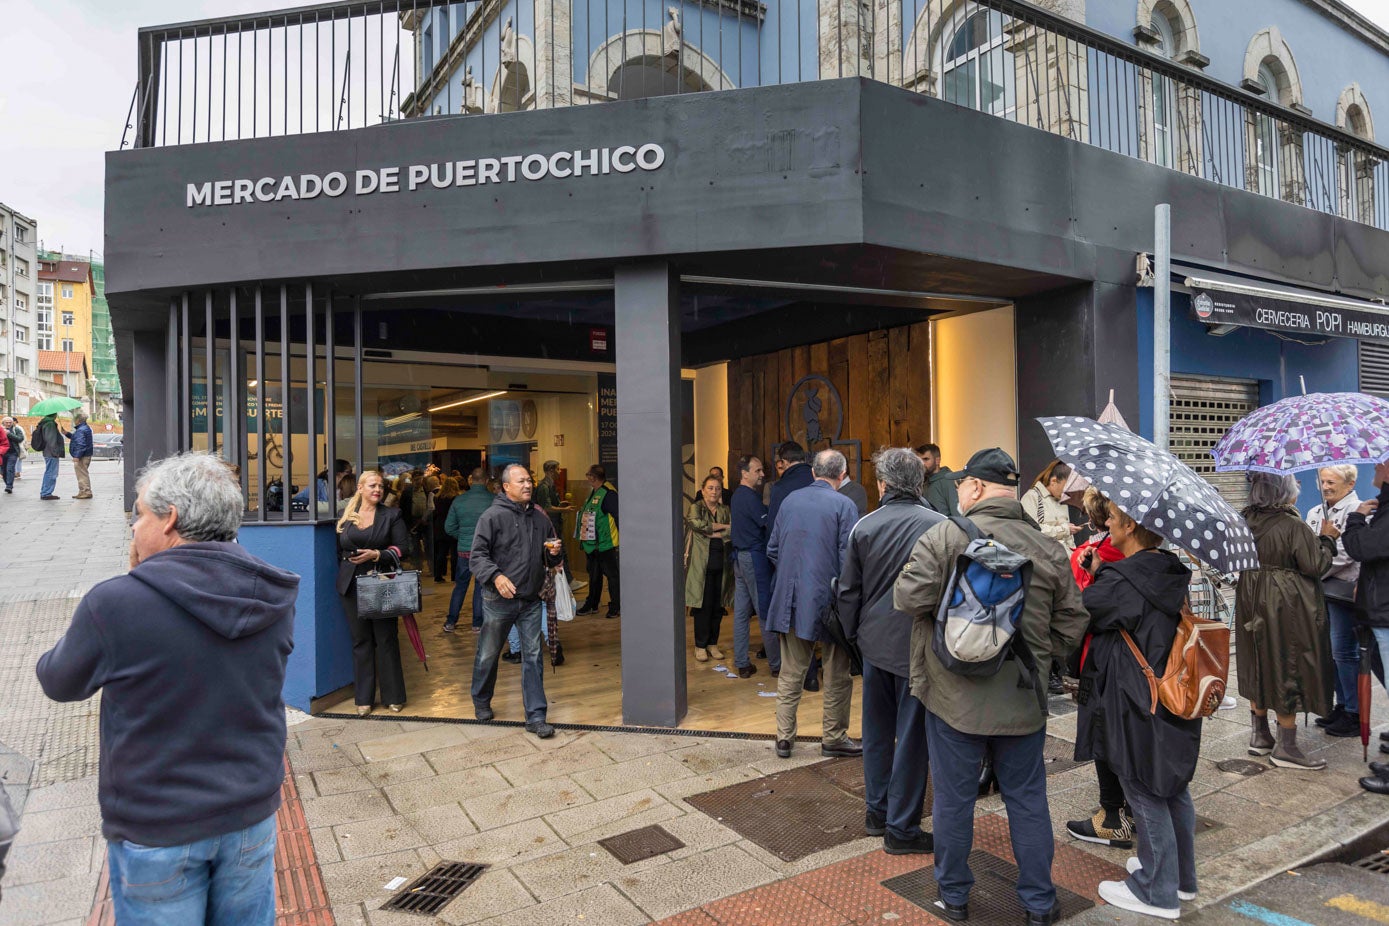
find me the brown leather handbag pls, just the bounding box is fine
[1120,603,1230,721]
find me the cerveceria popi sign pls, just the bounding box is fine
[186,143,667,208]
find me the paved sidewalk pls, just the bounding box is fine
[1,460,130,926]
[2,461,1387,926]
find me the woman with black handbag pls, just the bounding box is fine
[337,470,412,715]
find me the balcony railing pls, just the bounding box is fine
[130,0,1389,232]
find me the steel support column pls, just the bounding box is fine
[615,262,686,727]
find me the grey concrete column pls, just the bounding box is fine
[615,261,686,727]
[129,328,172,508]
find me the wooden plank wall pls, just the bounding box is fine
[725,321,933,509]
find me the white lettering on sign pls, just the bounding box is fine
[1255,306,1310,329]
[184,144,669,208]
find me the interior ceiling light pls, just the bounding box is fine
[428,390,506,413]
[383,411,422,428]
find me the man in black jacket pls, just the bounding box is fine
[469,463,565,738]
[37,453,298,925]
[839,448,944,854]
[1339,461,1389,792]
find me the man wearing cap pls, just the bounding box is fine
[894,448,1088,926]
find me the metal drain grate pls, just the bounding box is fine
[380,861,487,915]
[1216,758,1268,777]
[881,851,1095,920]
[598,824,686,864]
[1355,850,1389,875]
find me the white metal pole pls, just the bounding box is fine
[1154,204,1172,451]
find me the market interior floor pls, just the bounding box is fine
[322,568,864,736]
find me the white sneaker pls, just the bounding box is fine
[1126,858,1196,901]
[1218,695,1238,710]
[1099,879,1181,919]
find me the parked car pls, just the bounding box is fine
[91,433,123,461]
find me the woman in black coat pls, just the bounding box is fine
[336,470,412,715]
[1077,503,1200,919]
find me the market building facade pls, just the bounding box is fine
[108,0,1389,729]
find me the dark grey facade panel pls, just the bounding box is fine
[104,81,867,298]
[1014,283,1141,483]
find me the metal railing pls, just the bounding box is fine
[130,0,1389,232]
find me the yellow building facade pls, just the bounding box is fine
[36,256,93,364]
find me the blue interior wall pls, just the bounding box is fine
[1136,288,1369,511]
[238,523,353,711]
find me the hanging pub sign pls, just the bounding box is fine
[1190,286,1389,344]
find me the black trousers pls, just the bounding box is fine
[341,592,406,707]
[433,536,456,580]
[1096,757,1127,814]
[691,565,724,647]
[583,547,621,611]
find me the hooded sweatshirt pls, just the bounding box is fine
[37,542,298,846]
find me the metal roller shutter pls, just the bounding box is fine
[1359,342,1389,399]
[1169,375,1259,510]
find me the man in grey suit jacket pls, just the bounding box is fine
[839,473,868,518]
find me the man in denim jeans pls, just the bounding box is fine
[731,455,778,678]
[469,463,565,738]
[445,468,495,632]
[37,453,298,925]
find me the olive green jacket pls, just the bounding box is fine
[893,497,1089,736]
[684,500,734,609]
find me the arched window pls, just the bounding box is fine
[940,10,1014,117]
[608,59,709,100]
[1149,10,1177,167]
[1253,63,1280,196]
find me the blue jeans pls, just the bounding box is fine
[1374,627,1389,695]
[862,661,928,840]
[1120,775,1197,910]
[508,604,550,653]
[471,593,548,723]
[734,549,779,671]
[40,456,58,497]
[926,712,1056,916]
[108,813,277,926]
[2,452,15,489]
[1328,600,1359,713]
[446,554,485,629]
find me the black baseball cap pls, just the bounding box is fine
[954,448,1021,487]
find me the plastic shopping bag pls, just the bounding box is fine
[554,568,577,622]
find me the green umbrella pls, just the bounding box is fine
[28,397,83,417]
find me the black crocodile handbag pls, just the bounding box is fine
[355,552,422,620]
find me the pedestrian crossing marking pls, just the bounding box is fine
[1228,899,1316,926]
[1326,893,1389,924]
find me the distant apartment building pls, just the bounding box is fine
[37,253,118,416]
[0,203,40,413]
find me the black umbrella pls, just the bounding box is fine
[1038,417,1261,577]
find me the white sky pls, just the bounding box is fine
[2,0,1388,257]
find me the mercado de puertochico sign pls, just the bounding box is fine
[185,143,668,208]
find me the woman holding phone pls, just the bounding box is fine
[336,470,412,715]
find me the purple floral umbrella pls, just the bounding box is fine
[1211,392,1389,474]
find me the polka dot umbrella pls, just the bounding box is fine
[1038,416,1260,576]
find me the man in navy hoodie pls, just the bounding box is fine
[37,452,298,926]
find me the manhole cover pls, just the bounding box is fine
[686,761,868,861]
[1042,736,1084,775]
[1216,759,1268,777]
[381,861,487,915]
[881,851,1095,920]
[598,824,685,865]
[1355,850,1389,876]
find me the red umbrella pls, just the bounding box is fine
[401,614,428,672]
[541,568,562,669]
[1359,626,1374,761]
